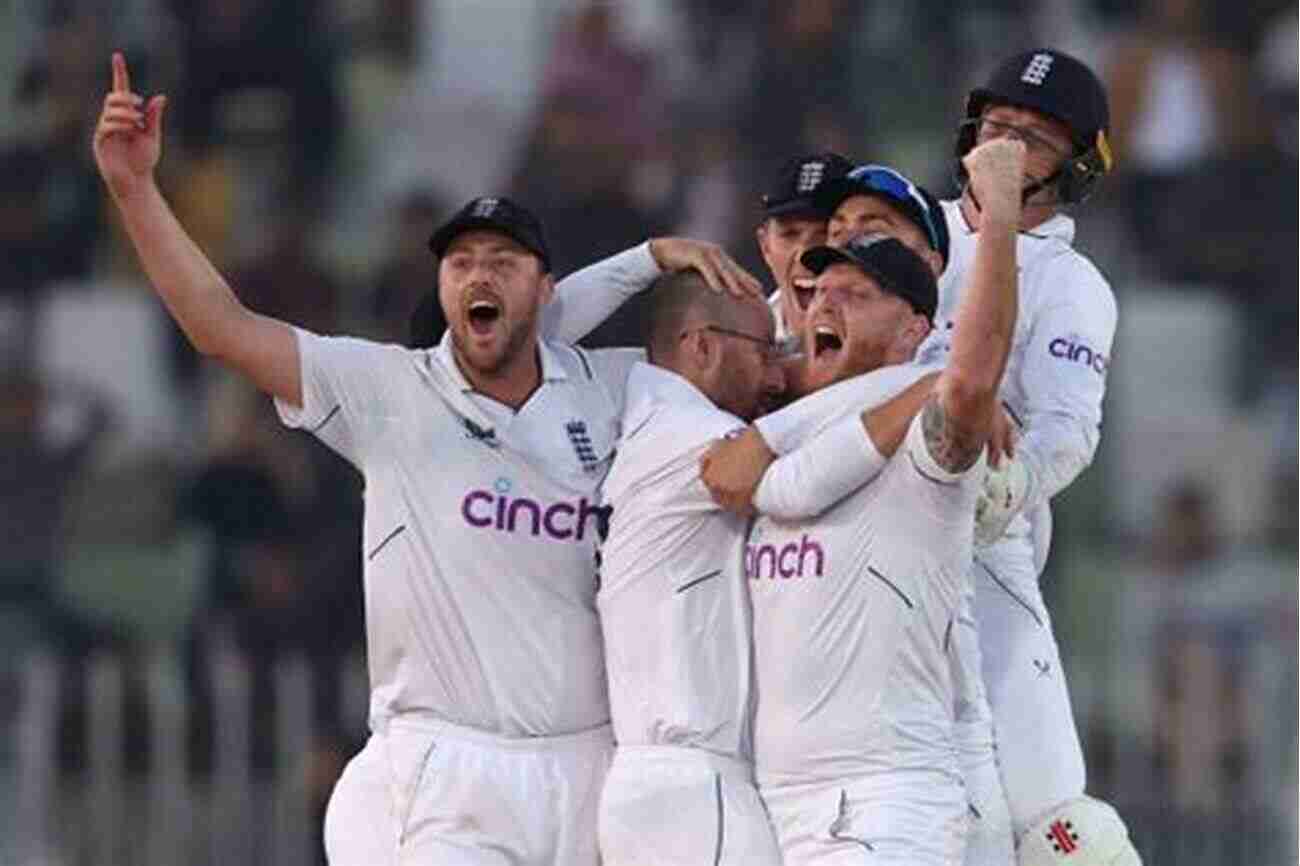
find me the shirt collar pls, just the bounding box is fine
[434,331,569,393]
[623,361,718,429]
[944,198,1076,244]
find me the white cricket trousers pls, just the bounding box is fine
[950,585,1015,865]
[324,715,612,866]
[599,745,782,866]
[972,536,1086,837]
[761,772,967,865]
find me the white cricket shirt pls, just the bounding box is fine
[918,200,1116,548]
[277,328,639,737]
[597,362,755,760]
[747,365,979,790]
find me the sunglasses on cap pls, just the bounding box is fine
[841,165,942,255]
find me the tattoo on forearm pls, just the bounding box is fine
[921,396,982,473]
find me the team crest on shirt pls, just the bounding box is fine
[565,420,601,473]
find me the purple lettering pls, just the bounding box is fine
[575,498,603,542]
[462,491,493,527]
[543,502,576,539]
[746,535,828,580]
[460,488,611,543]
[778,543,798,578]
[1049,337,1107,375]
[799,534,825,577]
[507,497,542,536]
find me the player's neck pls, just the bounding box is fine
[959,190,1056,233]
[455,344,543,410]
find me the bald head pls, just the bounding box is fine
[643,270,784,421]
[646,271,767,364]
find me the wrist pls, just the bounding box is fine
[647,238,668,272]
[976,206,1019,232]
[109,174,159,207]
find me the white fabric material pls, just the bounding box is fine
[542,242,661,344]
[920,200,1112,832]
[973,540,1087,832]
[599,746,781,866]
[598,362,753,759]
[754,411,886,518]
[276,328,639,737]
[750,408,980,863]
[1017,796,1143,866]
[763,774,967,866]
[769,290,792,341]
[919,200,1116,539]
[324,718,612,865]
[755,363,937,454]
[951,587,1015,865]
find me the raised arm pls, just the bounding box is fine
[543,239,765,344]
[921,138,1025,472]
[93,53,301,407]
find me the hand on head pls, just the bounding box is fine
[92,52,168,200]
[649,237,764,301]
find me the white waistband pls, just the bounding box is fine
[377,714,613,754]
[615,744,755,783]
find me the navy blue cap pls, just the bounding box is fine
[801,233,938,320]
[760,152,854,218]
[428,196,551,272]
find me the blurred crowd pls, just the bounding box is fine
[0,0,1294,863]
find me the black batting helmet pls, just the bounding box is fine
[955,49,1114,205]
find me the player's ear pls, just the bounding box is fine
[538,272,555,305]
[900,314,931,356]
[755,222,772,262]
[684,326,713,371]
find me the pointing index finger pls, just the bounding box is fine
[112,52,130,94]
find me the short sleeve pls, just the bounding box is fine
[274,327,408,468]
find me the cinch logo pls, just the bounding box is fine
[461,477,607,542]
[1048,336,1108,374]
[745,534,826,580]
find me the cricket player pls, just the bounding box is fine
[91,53,754,866]
[915,49,1141,865]
[815,163,1014,865]
[754,153,855,340]
[596,271,786,866]
[709,136,1029,865]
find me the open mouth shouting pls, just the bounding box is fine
[812,323,844,358]
[791,276,817,311]
[465,296,503,337]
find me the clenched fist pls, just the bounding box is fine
[92,52,167,201]
[961,138,1026,228]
